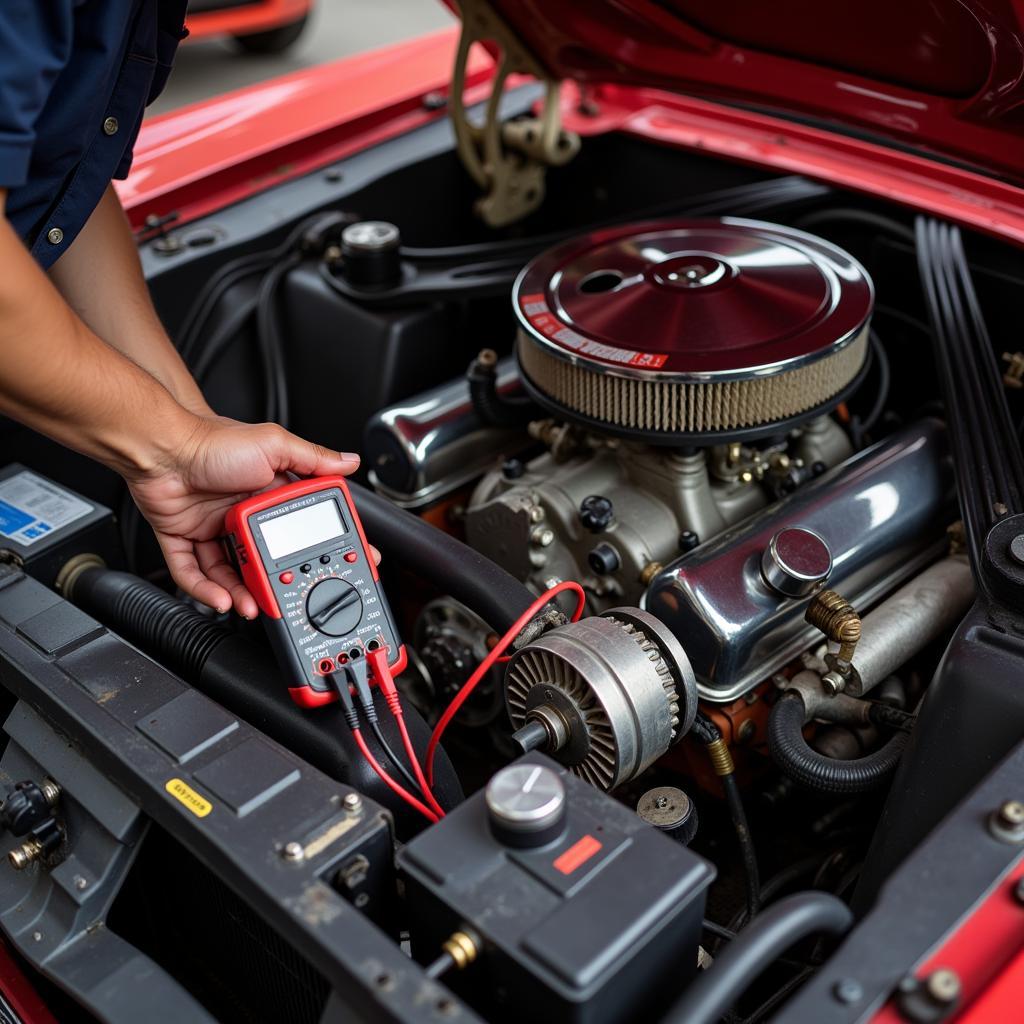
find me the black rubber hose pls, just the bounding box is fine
[768,692,909,794]
[661,892,853,1024]
[66,567,462,836]
[347,481,538,634]
[467,351,539,429]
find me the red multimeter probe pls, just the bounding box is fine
[225,476,406,708]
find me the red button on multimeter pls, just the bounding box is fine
[225,476,405,708]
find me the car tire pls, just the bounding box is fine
[233,14,309,55]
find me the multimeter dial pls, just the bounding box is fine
[305,577,363,636]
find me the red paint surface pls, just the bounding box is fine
[872,855,1024,1023]
[185,0,311,41]
[118,28,494,230]
[482,0,1024,185]
[0,938,58,1024]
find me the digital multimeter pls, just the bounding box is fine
[225,477,405,708]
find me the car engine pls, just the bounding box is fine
[1,103,1020,1024]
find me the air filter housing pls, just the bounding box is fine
[514,217,873,443]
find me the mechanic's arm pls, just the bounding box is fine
[0,189,358,617]
[47,183,213,416]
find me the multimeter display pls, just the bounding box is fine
[259,500,346,560]
[225,476,404,708]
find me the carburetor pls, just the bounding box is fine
[466,416,850,609]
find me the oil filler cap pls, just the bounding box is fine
[761,527,833,598]
[486,763,566,849]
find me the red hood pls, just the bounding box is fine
[458,0,1024,184]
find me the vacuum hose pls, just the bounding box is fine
[662,892,854,1024]
[768,691,908,794]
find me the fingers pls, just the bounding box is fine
[264,425,360,479]
[370,544,382,566]
[196,539,259,620]
[158,534,233,615]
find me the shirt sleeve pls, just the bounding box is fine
[0,3,75,189]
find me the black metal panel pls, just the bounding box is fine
[0,565,479,1023]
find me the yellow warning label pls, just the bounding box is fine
[165,778,212,818]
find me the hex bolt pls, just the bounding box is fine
[529,505,546,523]
[822,670,847,697]
[832,978,863,1005]
[282,841,305,862]
[925,968,961,1005]
[40,780,61,806]
[343,793,363,814]
[531,527,555,547]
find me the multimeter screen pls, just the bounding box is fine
[259,499,346,560]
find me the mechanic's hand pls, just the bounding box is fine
[125,416,361,619]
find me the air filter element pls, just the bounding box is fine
[514,217,873,443]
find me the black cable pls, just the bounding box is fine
[367,719,424,796]
[850,331,890,446]
[692,713,761,921]
[737,965,815,1024]
[255,254,298,427]
[702,920,737,944]
[661,892,853,1024]
[794,207,915,245]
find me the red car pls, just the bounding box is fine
[186,0,313,53]
[1,3,1023,1023]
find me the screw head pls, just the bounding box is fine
[999,800,1024,827]
[282,841,305,861]
[925,968,961,1005]
[74,875,88,891]
[833,978,863,1005]
[342,793,363,814]
[46,227,64,245]
[502,458,525,481]
[822,670,847,696]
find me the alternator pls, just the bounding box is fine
[504,608,698,790]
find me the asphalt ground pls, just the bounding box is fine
[150,0,456,115]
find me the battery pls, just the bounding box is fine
[0,465,122,589]
[399,753,715,1024]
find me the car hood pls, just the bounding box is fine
[451,0,1024,184]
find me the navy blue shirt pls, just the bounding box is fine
[0,1,186,268]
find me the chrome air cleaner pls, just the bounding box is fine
[513,218,873,443]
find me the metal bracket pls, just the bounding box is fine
[451,0,580,227]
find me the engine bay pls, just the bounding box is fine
[2,106,1024,1024]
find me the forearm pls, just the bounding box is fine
[47,184,212,416]
[0,203,198,477]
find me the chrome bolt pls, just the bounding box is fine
[531,527,554,547]
[73,875,88,891]
[998,800,1024,827]
[529,505,545,523]
[282,841,305,862]
[32,931,42,943]
[833,978,863,1005]
[925,968,960,1005]
[822,670,847,697]
[342,793,363,814]
[41,779,61,806]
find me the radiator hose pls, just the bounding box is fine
[65,567,462,836]
[662,892,854,1024]
[767,691,908,794]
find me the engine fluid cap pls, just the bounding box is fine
[761,526,833,598]
[514,217,873,442]
[486,762,566,848]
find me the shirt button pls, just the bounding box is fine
[47,228,64,245]
[103,116,119,136]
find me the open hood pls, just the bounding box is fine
[456,0,1024,184]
